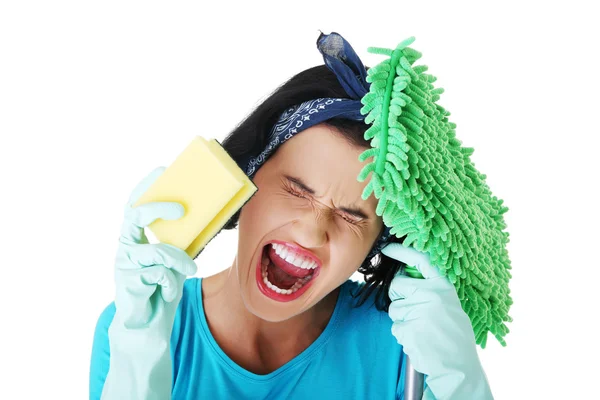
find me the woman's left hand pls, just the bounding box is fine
[381,242,494,400]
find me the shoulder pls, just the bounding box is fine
[170,277,202,337]
[91,302,115,354]
[89,302,115,399]
[178,277,201,318]
[95,302,116,329]
[334,280,404,376]
[181,277,200,303]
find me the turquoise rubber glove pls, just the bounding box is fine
[101,167,197,400]
[382,243,494,400]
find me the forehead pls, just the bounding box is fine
[274,124,357,162]
[273,124,349,162]
[269,124,380,213]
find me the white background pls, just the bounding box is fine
[1,1,598,399]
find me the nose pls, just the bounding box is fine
[292,204,333,249]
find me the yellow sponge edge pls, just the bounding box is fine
[133,136,258,259]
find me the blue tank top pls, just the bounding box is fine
[90,278,411,399]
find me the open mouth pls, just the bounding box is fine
[255,242,320,302]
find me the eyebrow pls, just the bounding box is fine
[284,175,370,220]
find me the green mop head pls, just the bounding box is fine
[357,37,512,348]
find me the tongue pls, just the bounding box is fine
[267,258,299,289]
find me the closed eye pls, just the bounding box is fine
[285,186,362,225]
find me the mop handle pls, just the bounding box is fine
[402,265,425,399]
[404,356,425,399]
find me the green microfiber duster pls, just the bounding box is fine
[357,36,512,348]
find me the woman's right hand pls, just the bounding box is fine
[114,166,197,333]
[101,166,197,400]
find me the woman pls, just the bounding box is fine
[90,32,493,399]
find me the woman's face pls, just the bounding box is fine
[236,123,384,322]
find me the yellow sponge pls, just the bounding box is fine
[133,136,258,259]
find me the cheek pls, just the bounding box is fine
[327,228,380,277]
[316,249,366,293]
[241,186,301,234]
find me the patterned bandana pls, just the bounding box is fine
[243,32,393,262]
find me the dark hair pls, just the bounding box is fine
[220,64,406,313]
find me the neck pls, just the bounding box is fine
[201,257,340,359]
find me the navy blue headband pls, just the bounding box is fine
[243,32,393,261]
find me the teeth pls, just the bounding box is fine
[272,243,318,270]
[261,262,313,295]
